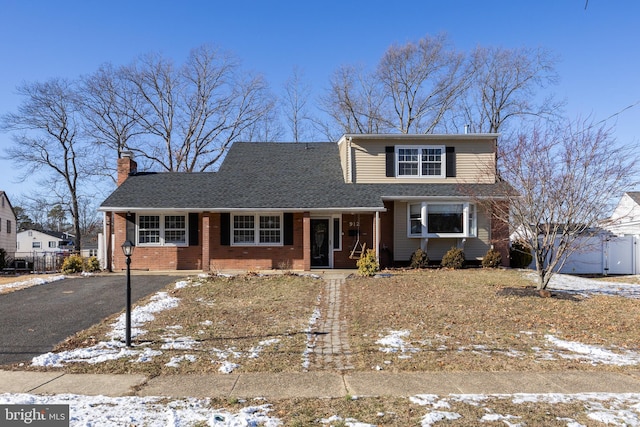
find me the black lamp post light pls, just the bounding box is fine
[121,240,134,347]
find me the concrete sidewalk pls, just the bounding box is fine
[2,370,640,399]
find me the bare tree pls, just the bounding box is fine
[79,63,145,183]
[458,46,563,134]
[322,34,470,136]
[324,36,562,137]
[377,33,469,133]
[118,44,276,172]
[0,79,85,250]
[321,63,386,137]
[282,66,313,142]
[493,118,639,291]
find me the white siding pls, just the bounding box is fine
[605,193,640,235]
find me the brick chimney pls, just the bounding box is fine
[117,151,137,186]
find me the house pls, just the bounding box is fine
[604,192,640,236]
[99,134,512,272]
[509,192,640,275]
[0,191,17,259]
[16,229,75,257]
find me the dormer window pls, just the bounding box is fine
[387,145,455,178]
[397,146,445,178]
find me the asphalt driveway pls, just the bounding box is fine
[0,274,183,366]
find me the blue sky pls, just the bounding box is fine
[1,0,639,202]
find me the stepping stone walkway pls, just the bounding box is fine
[308,275,354,371]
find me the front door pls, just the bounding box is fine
[311,219,330,267]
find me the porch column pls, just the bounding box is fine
[105,211,113,272]
[303,212,311,270]
[375,211,380,265]
[202,213,210,272]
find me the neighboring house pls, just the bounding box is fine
[604,192,640,236]
[99,134,513,272]
[16,229,75,257]
[80,242,99,258]
[510,192,640,275]
[0,191,17,259]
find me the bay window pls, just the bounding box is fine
[408,202,476,237]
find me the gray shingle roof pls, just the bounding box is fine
[100,141,512,211]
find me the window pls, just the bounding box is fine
[428,204,463,233]
[32,242,41,249]
[259,215,280,243]
[233,215,255,244]
[49,241,57,248]
[164,215,186,244]
[408,202,476,238]
[139,215,161,244]
[6,220,10,234]
[136,214,188,246]
[232,214,282,245]
[397,145,445,178]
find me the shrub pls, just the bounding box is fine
[61,254,84,274]
[0,248,6,270]
[409,248,429,269]
[356,249,380,276]
[482,248,502,268]
[510,240,533,268]
[441,247,465,269]
[84,256,101,272]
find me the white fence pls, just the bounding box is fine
[535,234,639,275]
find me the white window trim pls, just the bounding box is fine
[136,213,189,247]
[407,202,477,238]
[231,213,284,246]
[396,145,446,178]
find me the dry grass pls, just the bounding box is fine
[9,269,640,424]
[203,395,604,426]
[18,268,640,376]
[48,273,323,375]
[0,273,61,294]
[347,269,639,372]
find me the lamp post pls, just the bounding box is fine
[121,240,134,347]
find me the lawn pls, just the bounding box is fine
[346,269,639,372]
[6,268,640,426]
[21,268,640,375]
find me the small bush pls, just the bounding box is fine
[409,248,429,269]
[510,240,533,268]
[441,247,465,269]
[356,249,380,276]
[61,254,84,274]
[84,256,101,272]
[482,248,502,268]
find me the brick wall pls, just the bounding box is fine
[112,212,202,271]
[207,212,306,271]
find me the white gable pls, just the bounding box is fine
[605,193,640,235]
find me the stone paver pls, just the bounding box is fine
[309,276,353,371]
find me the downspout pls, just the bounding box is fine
[375,211,380,265]
[101,212,106,271]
